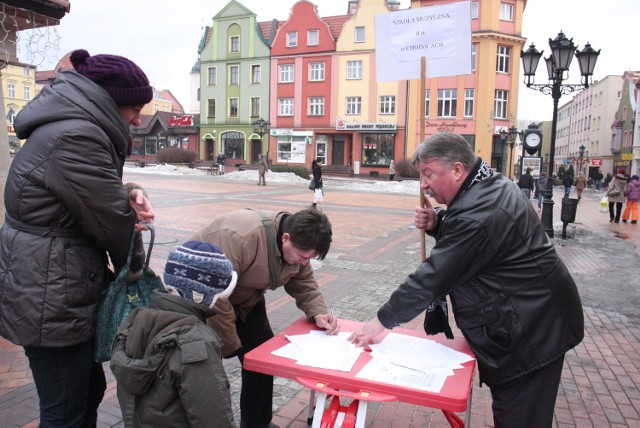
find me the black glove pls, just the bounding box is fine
[423,298,454,339]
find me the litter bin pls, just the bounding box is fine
[560,197,578,223]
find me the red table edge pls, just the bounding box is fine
[244,316,476,413]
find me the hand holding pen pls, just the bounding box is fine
[313,307,340,335]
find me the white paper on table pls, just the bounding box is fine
[355,358,449,393]
[368,332,474,373]
[273,331,363,372]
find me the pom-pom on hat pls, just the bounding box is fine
[618,168,626,174]
[163,241,237,308]
[69,49,153,107]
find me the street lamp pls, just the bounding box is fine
[578,144,585,174]
[252,118,271,161]
[502,126,521,179]
[521,31,600,238]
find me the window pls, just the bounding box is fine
[471,44,477,72]
[207,99,216,117]
[251,97,260,117]
[23,86,31,100]
[23,68,30,77]
[471,1,478,19]
[500,2,514,21]
[279,98,294,116]
[308,97,324,116]
[379,96,396,115]
[229,65,239,85]
[308,29,319,46]
[251,65,261,84]
[346,97,362,115]
[221,131,245,159]
[355,26,365,43]
[229,98,239,118]
[309,62,325,81]
[437,89,457,118]
[424,89,430,117]
[230,36,240,53]
[280,64,294,83]
[286,31,298,47]
[494,90,508,119]
[208,67,217,85]
[362,134,394,166]
[464,89,475,117]
[496,46,511,73]
[346,61,362,80]
[7,83,15,98]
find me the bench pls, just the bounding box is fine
[192,161,219,175]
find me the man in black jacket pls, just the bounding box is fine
[518,167,534,199]
[350,133,583,427]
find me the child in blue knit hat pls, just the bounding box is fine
[110,241,237,428]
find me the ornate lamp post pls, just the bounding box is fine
[252,118,271,161]
[521,32,600,238]
[578,144,585,174]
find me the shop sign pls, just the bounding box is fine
[335,119,396,131]
[591,159,602,166]
[425,121,467,132]
[169,115,193,126]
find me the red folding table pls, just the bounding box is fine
[244,317,476,428]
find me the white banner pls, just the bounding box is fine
[375,1,472,82]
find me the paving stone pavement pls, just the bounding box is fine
[1,172,639,428]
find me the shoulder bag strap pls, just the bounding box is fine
[246,209,280,290]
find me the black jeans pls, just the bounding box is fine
[609,202,623,221]
[24,339,106,428]
[236,298,275,426]
[490,356,564,428]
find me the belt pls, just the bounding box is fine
[4,214,84,238]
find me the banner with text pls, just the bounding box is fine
[374,1,472,82]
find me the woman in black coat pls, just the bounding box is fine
[311,158,323,207]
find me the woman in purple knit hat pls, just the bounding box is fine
[0,49,155,427]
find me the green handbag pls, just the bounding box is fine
[93,223,165,363]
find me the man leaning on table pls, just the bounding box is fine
[349,133,584,428]
[191,208,339,428]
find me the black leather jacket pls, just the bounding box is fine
[378,173,584,386]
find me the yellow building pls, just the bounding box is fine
[2,61,37,153]
[407,0,526,175]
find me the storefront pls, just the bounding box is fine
[130,112,200,162]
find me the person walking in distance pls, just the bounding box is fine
[575,172,587,200]
[563,174,574,198]
[311,158,324,208]
[217,151,226,175]
[518,167,534,199]
[621,174,639,224]
[257,153,268,186]
[607,168,629,223]
[0,49,155,427]
[349,133,583,428]
[535,172,548,212]
[389,160,396,181]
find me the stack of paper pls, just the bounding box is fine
[271,331,363,372]
[355,332,475,393]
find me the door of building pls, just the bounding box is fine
[332,135,344,165]
[252,139,262,164]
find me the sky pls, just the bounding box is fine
[17,0,636,123]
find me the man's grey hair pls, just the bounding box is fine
[411,132,477,171]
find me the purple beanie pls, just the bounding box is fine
[70,49,153,106]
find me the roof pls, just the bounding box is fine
[3,0,70,21]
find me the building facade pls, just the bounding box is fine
[2,61,37,153]
[406,0,526,175]
[612,71,638,174]
[198,0,274,164]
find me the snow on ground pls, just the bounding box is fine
[124,164,421,196]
